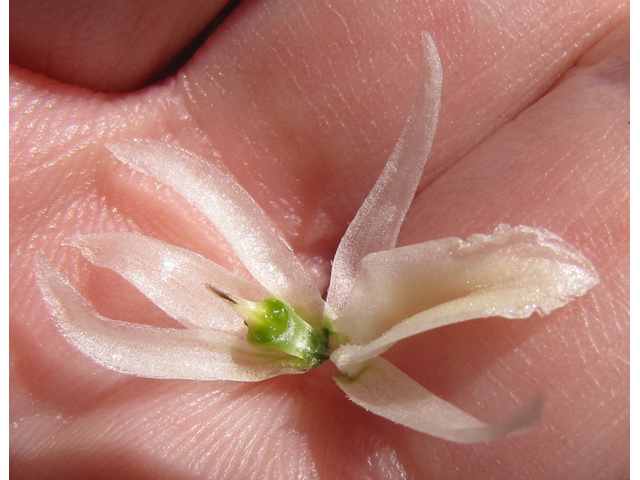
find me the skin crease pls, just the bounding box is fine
[10,0,629,479]
[9,0,233,92]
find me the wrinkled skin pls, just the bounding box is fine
[10,0,629,479]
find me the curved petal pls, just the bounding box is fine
[34,256,304,381]
[332,225,598,368]
[67,232,270,331]
[334,357,543,443]
[105,140,327,326]
[327,32,443,314]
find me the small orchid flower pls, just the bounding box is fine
[35,33,599,444]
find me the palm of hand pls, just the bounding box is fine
[10,1,629,478]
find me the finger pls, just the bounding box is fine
[10,0,235,92]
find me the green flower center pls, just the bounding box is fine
[206,285,331,370]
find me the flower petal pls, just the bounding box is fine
[67,232,270,331]
[34,256,304,381]
[332,225,598,368]
[334,357,543,443]
[327,32,443,314]
[106,140,327,325]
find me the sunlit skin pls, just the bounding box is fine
[10,1,628,479]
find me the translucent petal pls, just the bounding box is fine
[332,225,599,369]
[106,140,326,325]
[67,232,269,331]
[34,256,304,381]
[334,357,543,443]
[327,32,443,314]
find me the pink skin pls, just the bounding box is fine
[10,1,628,479]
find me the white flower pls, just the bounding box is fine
[34,33,598,443]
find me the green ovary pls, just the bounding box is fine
[243,298,330,370]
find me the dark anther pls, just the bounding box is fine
[205,284,238,304]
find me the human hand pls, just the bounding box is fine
[10,1,629,478]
